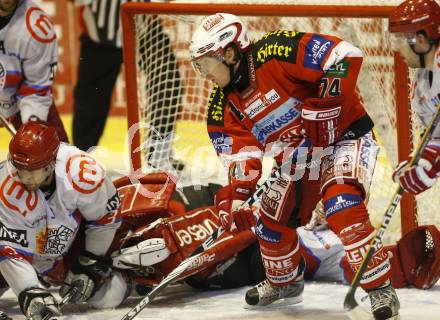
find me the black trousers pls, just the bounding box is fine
[73,34,123,152]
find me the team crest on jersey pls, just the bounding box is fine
[26,7,56,43]
[66,153,105,194]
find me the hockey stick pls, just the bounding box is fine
[344,98,440,320]
[119,139,312,320]
[0,113,16,136]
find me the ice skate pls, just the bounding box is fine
[244,276,304,308]
[368,282,400,320]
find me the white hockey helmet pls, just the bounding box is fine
[189,13,250,70]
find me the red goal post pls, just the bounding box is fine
[120,2,421,240]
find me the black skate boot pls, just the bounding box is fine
[368,282,400,320]
[244,257,305,308]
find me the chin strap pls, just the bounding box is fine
[410,42,434,68]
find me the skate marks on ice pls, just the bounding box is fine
[1,282,439,319]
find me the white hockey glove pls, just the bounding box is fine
[18,287,62,320]
[305,200,328,231]
[60,251,112,303]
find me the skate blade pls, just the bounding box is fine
[243,295,303,310]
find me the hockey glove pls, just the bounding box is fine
[215,184,255,232]
[300,96,344,147]
[60,250,112,303]
[18,287,62,320]
[392,142,440,195]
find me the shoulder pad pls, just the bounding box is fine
[253,30,304,67]
[65,153,106,195]
[207,85,227,126]
[25,6,56,43]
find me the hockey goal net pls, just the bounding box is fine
[121,1,440,243]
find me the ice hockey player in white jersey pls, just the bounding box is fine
[389,0,440,194]
[0,0,68,141]
[0,122,122,319]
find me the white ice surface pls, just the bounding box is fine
[1,281,439,320]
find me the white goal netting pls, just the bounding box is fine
[122,1,440,243]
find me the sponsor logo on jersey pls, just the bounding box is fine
[0,222,29,247]
[209,131,232,154]
[207,85,224,126]
[202,13,225,31]
[257,41,294,64]
[262,30,299,39]
[304,35,334,70]
[255,219,281,243]
[106,192,121,212]
[26,7,56,43]
[244,89,280,119]
[261,188,282,213]
[251,97,300,144]
[324,193,362,218]
[45,225,74,255]
[279,124,302,143]
[325,60,350,77]
[228,100,245,121]
[359,138,373,169]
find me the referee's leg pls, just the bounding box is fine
[72,34,123,152]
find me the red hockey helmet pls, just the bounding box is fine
[9,122,60,170]
[389,0,440,40]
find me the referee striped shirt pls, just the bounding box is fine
[80,0,145,48]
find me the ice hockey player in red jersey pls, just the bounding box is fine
[389,0,440,195]
[190,13,399,319]
[0,0,68,141]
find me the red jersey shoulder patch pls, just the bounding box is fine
[26,7,56,43]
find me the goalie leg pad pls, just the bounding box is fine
[111,238,171,269]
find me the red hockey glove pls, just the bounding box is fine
[300,96,344,147]
[215,184,254,232]
[392,143,440,195]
